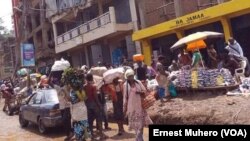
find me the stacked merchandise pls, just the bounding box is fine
[239,78,250,93]
[191,71,198,88]
[177,70,191,88]
[206,69,220,87]
[220,68,235,86]
[197,69,206,88]
[175,68,235,88]
[216,74,224,86]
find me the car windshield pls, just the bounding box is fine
[44,89,59,103]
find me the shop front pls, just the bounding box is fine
[132,0,250,65]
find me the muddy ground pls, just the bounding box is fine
[107,91,250,125]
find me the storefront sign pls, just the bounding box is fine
[21,43,35,67]
[170,13,210,29]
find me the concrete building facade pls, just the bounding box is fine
[12,0,55,74]
[133,0,237,66]
[46,0,140,67]
[0,37,16,79]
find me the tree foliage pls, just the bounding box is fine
[0,18,10,40]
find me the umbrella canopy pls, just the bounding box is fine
[171,31,224,51]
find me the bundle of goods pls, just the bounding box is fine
[239,78,250,93]
[177,70,192,88]
[133,54,144,62]
[17,68,30,76]
[197,69,206,87]
[200,69,221,87]
[170,71,180,86]
[51,58,70,72]
[141,91,157,109]
[88,67,108,77]
[220,68,236,86]
[103,67,125,84]
[147,79,159,91]
[62,68,85,90]
[93,75,104,89]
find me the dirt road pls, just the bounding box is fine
[0,99,149,141]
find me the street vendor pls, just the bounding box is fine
[226,37,244,60]
[225,37,250,76]
[191,49,203,68]
[178,49,192,68]
[207,45,218,69]
[222,53,241,75]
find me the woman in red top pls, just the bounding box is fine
[178,49,192,68]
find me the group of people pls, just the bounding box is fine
[162,37,250,77]
[44,64,156,141]
[1,36,248,141]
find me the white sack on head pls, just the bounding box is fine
[93,75,104,89]
[103,67,125,84]
[51,58,70,72]
[88,67,108,77]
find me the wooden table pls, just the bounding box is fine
[176,84,239,95]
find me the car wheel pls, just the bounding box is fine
[38,119,47,134]
[19,113,29,128]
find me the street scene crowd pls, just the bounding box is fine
[0,35,250,141]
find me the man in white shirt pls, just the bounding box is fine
[225,37,250,76]
[225,37,244,59]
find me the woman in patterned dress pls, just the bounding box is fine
[69,88,91,141]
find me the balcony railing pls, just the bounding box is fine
[57,12,111,45]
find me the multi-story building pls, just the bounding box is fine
[12,0,55,74]
[0,37,16,79]
[46,0,140,67]
[133,0,250,66]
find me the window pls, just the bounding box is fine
[44,89,59,103]
[34,92,44,104]
[28,94,36,105]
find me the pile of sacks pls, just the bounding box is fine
[89,67,125,88]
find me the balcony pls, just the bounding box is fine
[55,7,133,53]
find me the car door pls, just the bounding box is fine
[29,91,44,123]
[23,94,37,121]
